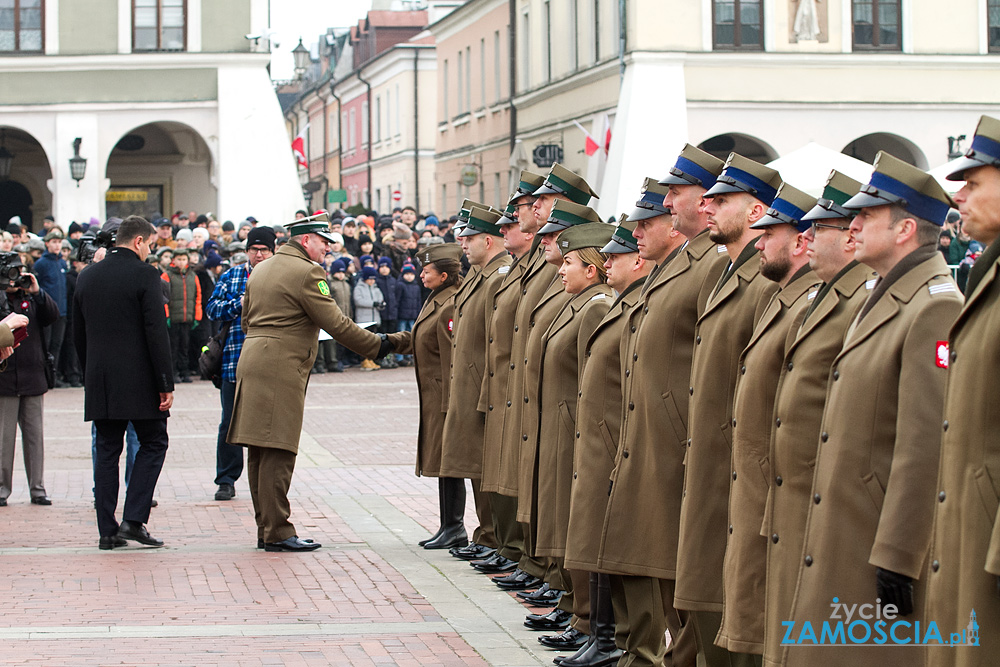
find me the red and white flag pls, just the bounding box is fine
[573,115,612,157]
[601,113,612,154]
[291,132,307,168]
[573,120,602,156]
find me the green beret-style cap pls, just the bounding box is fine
[558,222,616,256]
[419,242,464,266]
[538,199,602,235]
[533,163,599,205]
[458,206,503,237]
[803,170,864,222]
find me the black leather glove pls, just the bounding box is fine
[996,575,1000,598]
[876,567,914,616]
[375,333,394,361]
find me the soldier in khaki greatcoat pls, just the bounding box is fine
[599,149,725,667]
[440,207,512,559]
[674,154,781,667]
[785,153,962,667]
[761,171,873,667]
[563,217,651,667]
[925,115,1000,667]
[717,183,820,657]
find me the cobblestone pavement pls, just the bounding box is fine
[0,369,559,666]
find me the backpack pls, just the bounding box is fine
[198,320,232,389]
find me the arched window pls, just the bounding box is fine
[852,0,901,51]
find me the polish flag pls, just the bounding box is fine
[292,132,307,168]
[574,120,601,156]
[602,113,612,154]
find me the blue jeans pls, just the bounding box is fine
[396,319,415,361]
[91,421,139,490]
[215,379,243,485]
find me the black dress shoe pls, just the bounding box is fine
[473,554,518,573]
[99,535,127,550]
[517,582,551,600]
[495,569,541,591]
[539,627,589,650]
[151,499,158,508]
[0,498,7,506]
[214,484,236,501]
[264,536,321,552]
[257,538,264,549]
[524,587,564,607]
[116,520,164,547]
[524,608,572,631]
[30,496,52,505]
[451,543,495,560]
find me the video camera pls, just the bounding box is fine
[0,251,34,290]
[76,227,116,264]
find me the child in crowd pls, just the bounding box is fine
[352,266,384,371]
[394,263,421,367]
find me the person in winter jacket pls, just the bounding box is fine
[374,257,399,368]
[352,266,384,371]
[161,247,202,383]
[394,263,422,366]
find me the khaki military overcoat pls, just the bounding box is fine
[925,240,1000,667]
[597,231,727,578]
[761,261,872,667]
[533,284,612,558]
[785,251,961,667]
[564,281,643,572]
[717,266,819,653]
[675,241,778,612]
[515,274,571,523]
[397,283,459,477]
[480,251,531,493]
[441,252,512,479]
[229,241,406,452]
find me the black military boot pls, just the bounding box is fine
[418,478,447,547]
[423,477,468,550]
[557,573,621,667]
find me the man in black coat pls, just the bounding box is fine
[74,216,174,550]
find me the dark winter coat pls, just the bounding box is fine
[374,272,399,321]
[395,277,423,321]
[0,288,60,396]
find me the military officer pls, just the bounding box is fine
[785,152,963,667]
[675,153,781,667]
[563,217,652,667]
[925,115,1000,667]
[477,173,544,577]
[601,149,727,667]
[718,183,820,657]
[228,215,405,551]
[441,206,513,560]
[761,171,872,667]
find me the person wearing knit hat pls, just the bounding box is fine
[562,213,651,667]
[359,254,375,267]
[760,169,871,667]
[675,153,784,663]
[715,181,821,658]
[783,153,963,667]
[523,221,614,651]
[377,256,392,267]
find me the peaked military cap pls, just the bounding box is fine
[627,178,671,221]
[602,215,640,254]
[704,153,782,206]
[533,163,599,205]
[538,199,602,235]
[514,170,546,198]
[558,222,616,256]
[419,242,463,266]
[287,211,338,243]
[845,151,956,226]
[751,182,818,233]
[945,115,1000,181]
[500,193,518,221]
[659,144,726,189]
[803,171,864,222]
[458,206,503,237]
[455,198,486,232]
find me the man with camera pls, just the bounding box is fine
[0,256,59,507]
[74,216,174,550]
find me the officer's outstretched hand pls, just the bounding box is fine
[375,333,395,361]
[876,567,914,616]
[1,313,28,331]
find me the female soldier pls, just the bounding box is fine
[393,243,466,549]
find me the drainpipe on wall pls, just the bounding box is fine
[356,70,373,210]
[329,81,343,191]
[618,0,627,83]
[321,93,328,211]
[508,0,517,154]
[413,47,420,212]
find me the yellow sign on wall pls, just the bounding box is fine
[106,190,149,202]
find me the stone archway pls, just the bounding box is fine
[841,133,928,170]
[697,132,779,164]
[0,126,54,232]
[105,121,217,221]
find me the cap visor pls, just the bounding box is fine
[658,173,695,186]
[601,238,638,254]
[843,191,891,210]
[538,221,569,235]
[749,214,786,230]
[626,206,666,222]
[532,184,560,197]
[316,230,338,243]
[703,181,744,198]
[802,205,852,222]
[457,227,482,237]
[942,155,982,182]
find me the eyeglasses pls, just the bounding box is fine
[810,222,851,232]
[246,247,273,256]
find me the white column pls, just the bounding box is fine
[596,53,689,221]
[187,0,202,52]
[118,0,131,54]
[53,114,103,226]
[44,0,59,55]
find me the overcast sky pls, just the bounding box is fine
[268,0,374,80]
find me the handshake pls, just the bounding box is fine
[376,333,395,361]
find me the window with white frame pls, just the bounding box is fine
[133,0,186,51]
[0,0,43,52]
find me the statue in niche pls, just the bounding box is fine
[794,0,821,41]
